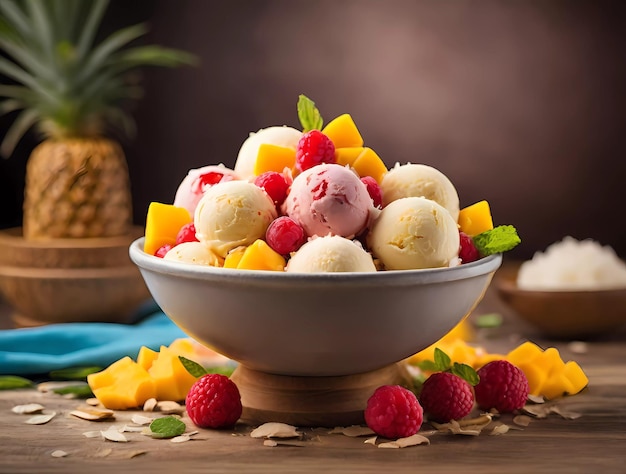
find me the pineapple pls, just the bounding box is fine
[0,0,195,240]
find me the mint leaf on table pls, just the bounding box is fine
[150,416,186,439]
[49,366,102,381]
[297,94,323,132]
[473,225,521,256]
[0,375,34,390]
[53,384,94,398]
[179,356,208,378]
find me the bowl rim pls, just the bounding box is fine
[129,237,502,287]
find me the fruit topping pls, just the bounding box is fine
[175,222,199,245]
[459,231,480,263]
[360,176,383,209]
[265,216,307,255]
[254,171,290,205]
[295,130,336,172]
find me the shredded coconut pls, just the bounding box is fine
[517,236,626,290]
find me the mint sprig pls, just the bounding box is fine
[416,348,479,386]
[473,225,521,256]
[297,94,323,132]
[150,416,186,439]
[179,356,208,378]
[0,375,34,390]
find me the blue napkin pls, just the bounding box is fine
[0,300,187,376]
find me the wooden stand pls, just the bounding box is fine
[230,363,412,427]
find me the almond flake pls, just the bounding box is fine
[513,415,532,427]
[119,424,145,433]
[329,425,375,437]
[25,411,56,425]
[51,450,68,458]
[143,398,158,412]
[83,430,102,438]
[12,403,45,414]
[250,422,300,439]
[131,414,154,425]
[393,434,430,448]
[155,401,184,415]
[522,405,549,418]
[549,406,582,420]
[101,429,128,443]
[263,439,278,447]
[85,398,101,406]
[92,448,113,458]
[171,434,191,443]
[364,436,378,445]
[70,407,115,421]
[490,423,510,435]
[527,394,545,404]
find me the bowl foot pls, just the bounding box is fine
[230,363,412,427]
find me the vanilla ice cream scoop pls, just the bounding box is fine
[194,180,277,258]
[283,163,375,239]
[173,164,239,216]
[164,241,221,266]
[234,126,303,179]
[286,235,376,273]
[367,196,460,270]
[381,163,460,222]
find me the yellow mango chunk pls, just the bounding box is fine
[168,338,195,355]
[224,246,246,268]
[352,147,388,184]
[541,368,576,400]
[254,143,296,175]
[335,147,365,167]
[148,345,199,402]
[137,346,158,371]
[236,239,286,271]
[87,356,157,410]
[506,341,544,367]
[322,114,364,148]
[144,202,192,256]
[563,361,589,395]
[458,200,494,236]
[516,362,548,396]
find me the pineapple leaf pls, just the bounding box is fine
[0,56,59,106]
[24,0,55,59]
[76,0,109,61]
[0,1,32,41]
[0,108,40,157]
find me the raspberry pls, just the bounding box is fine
[154,244,173,258]
[254,171,290,205]
[364,385,423,439]
[419,372,474,423]
[295,130,336,172]
[360,176,382,208]
[186,374,242,429]
[175,222,199,245]
[474,360,529,413]
[459,231,480,263]
[265,216,306,255]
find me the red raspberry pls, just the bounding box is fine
[475,360,529,413]
[175,222,199,245]
[360,176,382,208]
[295,130,336,172]
[418,372,474,423]
[265,216,306,255]
[154,244,173,258]
[459,231,480,263]
[364,385,423,439]
[186,374,242,429]
[254,171,290,205]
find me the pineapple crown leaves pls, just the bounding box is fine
[416,347,480,386]
[0,0,197,157]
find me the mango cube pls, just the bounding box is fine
[144,202,192,256]
[224,246,246,268]
[335,147,364,167]
[458,200,494,236]
[137,346,158,371]
[236,239,286,271]
[254,143,296,176]
[352,148,388,184]
[322,114,364,148]
[148,345,199,402]
[563,361,589,395]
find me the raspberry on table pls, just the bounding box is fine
[185,374,243,429]
[295,130,336,172]
[475,360,529,413]
[364,385,423,439]
[418,372,475,423]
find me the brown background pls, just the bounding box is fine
[1,0,625,260]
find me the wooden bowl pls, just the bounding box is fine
[496,268,626,339]
[0,227,150,327]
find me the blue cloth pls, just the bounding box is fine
[0,300,186,375]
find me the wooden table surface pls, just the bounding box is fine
[1,268,626,474]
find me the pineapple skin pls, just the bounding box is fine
[23,138,132,240]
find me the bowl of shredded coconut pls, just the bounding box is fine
[497,237,626,339]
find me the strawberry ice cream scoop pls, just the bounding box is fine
[173,164,239,215]
[282,163,375,239]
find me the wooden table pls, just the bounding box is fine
[1,272,626,473]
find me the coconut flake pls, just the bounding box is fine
[25,411,56,425]
[51,450,68,458]
[250,422,300,439]
[70,407,115,421]
[155,401,185,415]
[513,415,532,427]
[131,414,154,426]
[490,423,510,435]
[263,440,278,447]
[12,403,45,414]
[101,428,128,443]
[329,425,375,437]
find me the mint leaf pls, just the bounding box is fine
[475,313,503,329]
[53,384,94,398]
[0,375,34,390]
[415,360,440,373]
[450,362,479,386]
[297,94,323,132]
[150,416,186,439]
[178,356,207,378]
[472,225,521,256]
[50,366,102,381]
[433,348,451,371]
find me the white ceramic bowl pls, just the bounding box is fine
[130,238,501,377]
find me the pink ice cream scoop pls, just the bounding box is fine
[283,163,375,238]
[173,165,239,215]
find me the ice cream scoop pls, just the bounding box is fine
[164,241,221,266]
[367,196,460,270]
[283,163,375,239]
[286,235,376,273]
[381,163,460,222]
[234,126,303,179]
[194,181,277,258]
[173,164,239,216]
